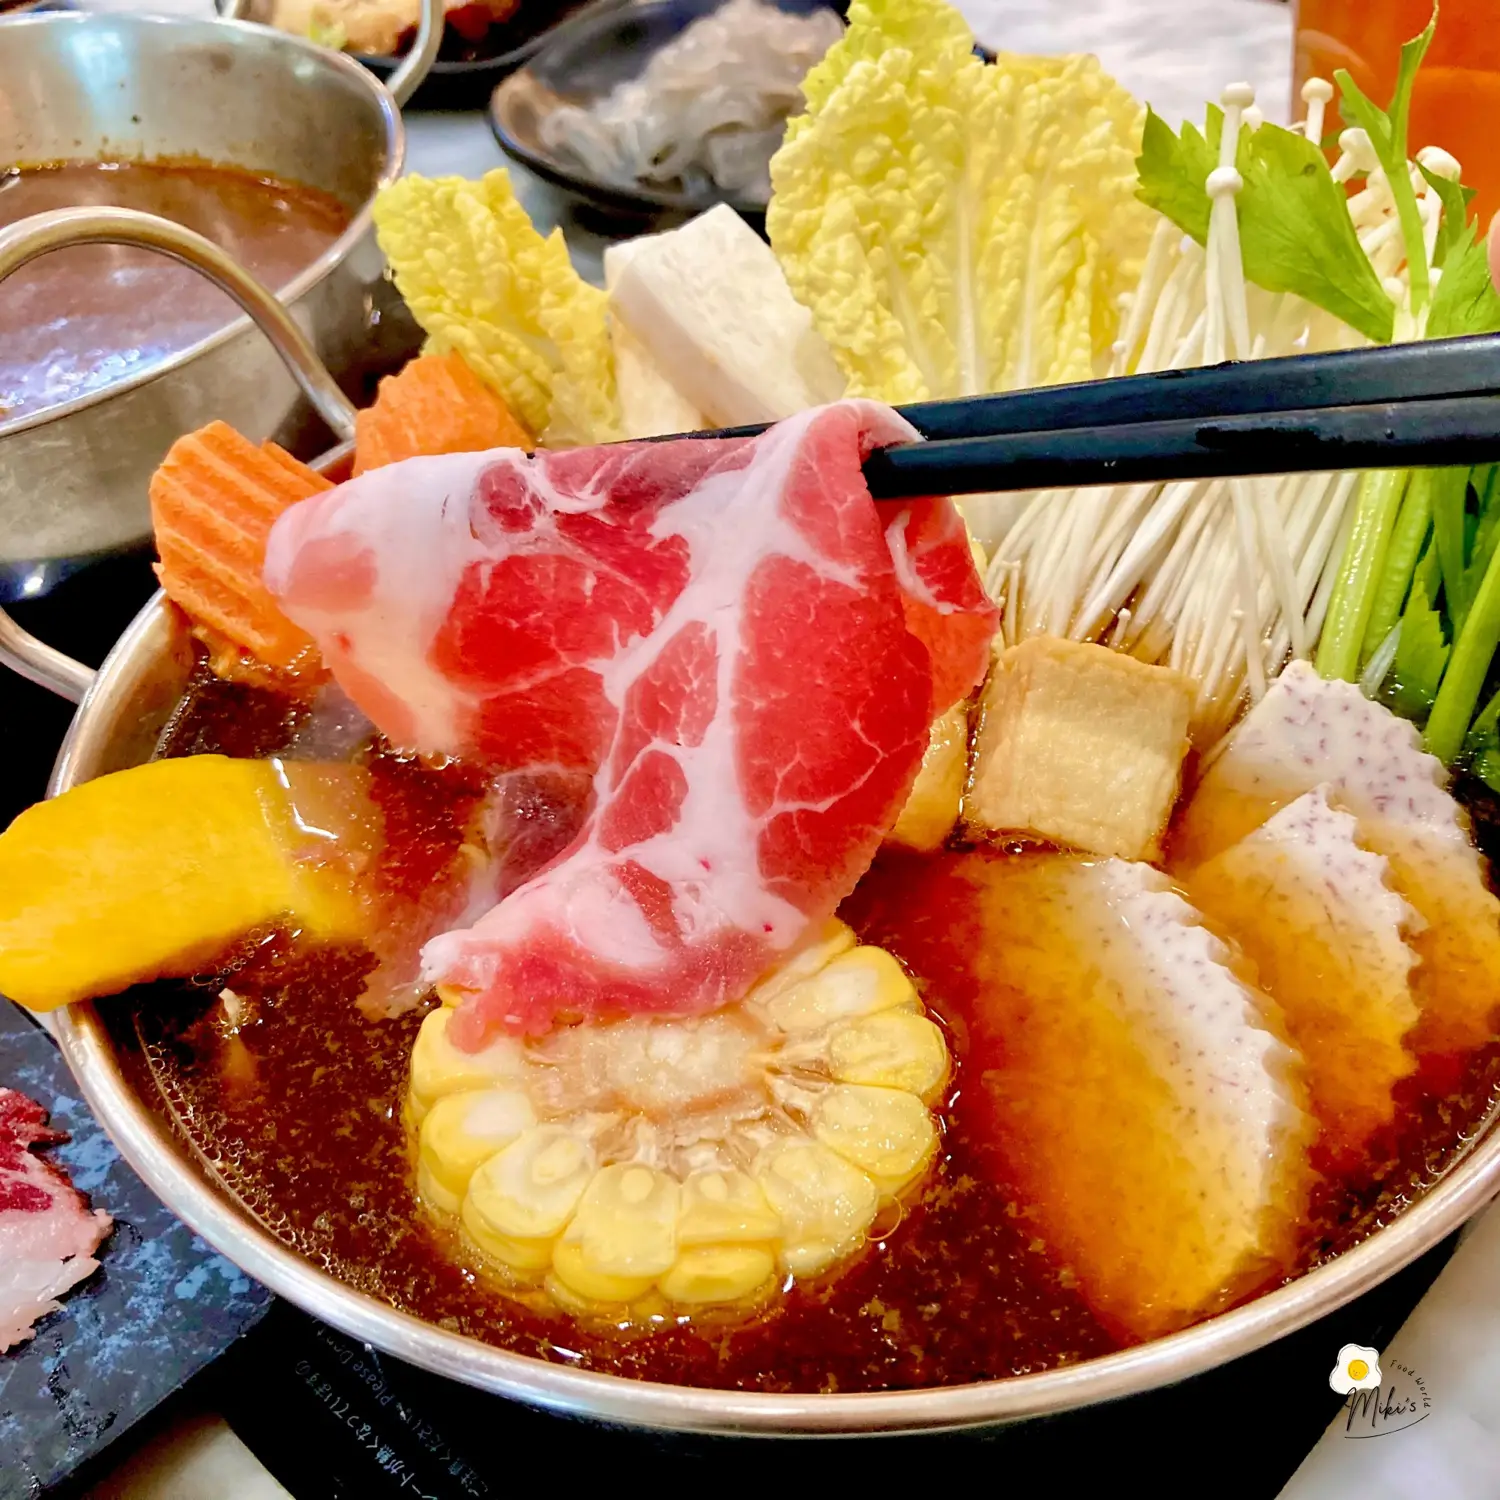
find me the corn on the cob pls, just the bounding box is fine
[406,921,949,1322]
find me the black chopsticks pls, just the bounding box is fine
[670,333,1500,498]
[897,333,1500,440]
[862,394,1500,499]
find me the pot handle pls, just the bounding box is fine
[383,0,445,108]
[0,205,359,703]
[218,0,444,108]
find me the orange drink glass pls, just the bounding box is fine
[1296,1,1500,227]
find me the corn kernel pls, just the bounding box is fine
[813,1084,937,1194]
[408,1007,526,1124]
[888,704,969,853]
[828,1011,950,1101]
[459,1197,555,1274]
[549,1241,657,1304]
[677,1170,782,1246]
[756,1141,878,1276]
[659,1246,776,1305]
[417,1088,537,1211]
[762,947,917,1034]
[464,1126,595,1241]
[562,1164,680,1280]
[747,919,857,1007]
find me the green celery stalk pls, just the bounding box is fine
[1362,467,1433,660]
[1453,465,1500,632]
[1425,530,1500,763]
[1316,468,1412,681]
[1475,747,1500,791]
[1333,14,1436,316]
[1464,684,1500,756]
[1431,464,1471,627]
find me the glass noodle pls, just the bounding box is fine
[537,0,843,203]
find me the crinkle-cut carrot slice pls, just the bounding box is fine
[150,421,331,672]
[352,352,532,476]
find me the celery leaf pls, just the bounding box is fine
[1334,11,1436,312]
[1235,122,1395,342]
[1136,106,1215,244]
[1427,222,1500,337]
[1135,110,1393,342]
[1390,569,1450,717]
[1418,163,1475,268]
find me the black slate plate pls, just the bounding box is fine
[0,1002,271,1498]
[489,0,843,228]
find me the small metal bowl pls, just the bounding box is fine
[0,0,441,594]
[224,0,637,112]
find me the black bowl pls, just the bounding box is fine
[357,0,634,111]
[489,3,995,229]
[489,0,841,227]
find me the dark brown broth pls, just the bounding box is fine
[102,665,1500,1393]
[0,160,350,420]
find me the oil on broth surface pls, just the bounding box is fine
[102,665,1500,1393]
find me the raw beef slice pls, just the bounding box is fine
[0,1088,112,1350]
[265,401,997,1040]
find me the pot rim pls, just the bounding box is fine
[34,580,1500,1434]
[0,11,404,440]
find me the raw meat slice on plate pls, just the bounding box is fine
[265,401,997,1040]
[0,1088,112,1351]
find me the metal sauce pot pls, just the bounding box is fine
[0,0,442,596]
[2,206,1499,1436]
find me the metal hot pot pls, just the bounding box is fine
[2,205,1499,1437]
[0,0,442,596]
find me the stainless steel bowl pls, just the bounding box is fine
[3,205,1500,1436]
[0,0,441,593]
